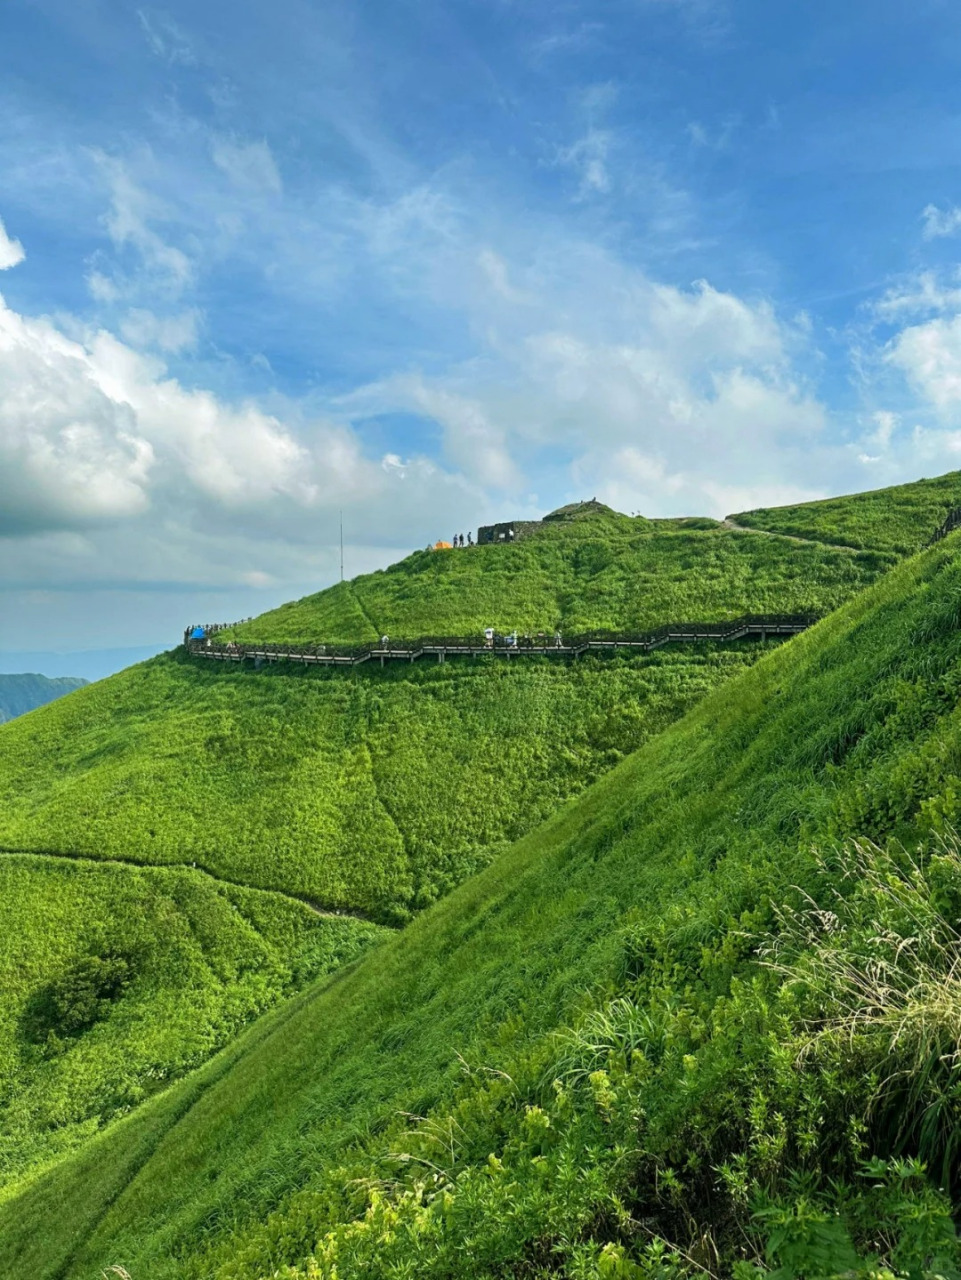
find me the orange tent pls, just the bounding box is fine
[433,540,453,549]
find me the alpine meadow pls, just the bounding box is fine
[4,476,961,1278]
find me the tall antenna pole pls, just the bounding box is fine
[339,509,344,582]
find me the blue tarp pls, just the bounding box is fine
[190,626,205,640]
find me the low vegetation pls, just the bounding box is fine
[7,526,961,1277]
[218,502,912,646]
[729,469,961,553]
[0,854,384,1186]
[0,646,765,922]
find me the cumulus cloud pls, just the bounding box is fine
[887,314,961,411]
[921,203,961,240]
[0,218,25,270]
[0,290,334,538]
[0,297,153,535]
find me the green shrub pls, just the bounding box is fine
[23,950,134,1051]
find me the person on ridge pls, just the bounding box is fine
[381,635,389,648]
[467,531,473,546]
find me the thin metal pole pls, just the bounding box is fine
[340,510,344,582]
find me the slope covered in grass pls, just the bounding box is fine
[219,502,895,646]
[10,531,961,1278]
[0,646,760,922]
[0,854,383,1188]
[0,474,957,1208]
[729,468,961,553]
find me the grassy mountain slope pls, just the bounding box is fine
[9,530,961,1277]
[0,646,761,920]
[218,503,900,645]
[0,854,383,1185]
[0,473,958,1208]
[729,468,961,553]
[0,672,87,723]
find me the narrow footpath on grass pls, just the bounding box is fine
[719,517,863,551]
[0,845,382,925]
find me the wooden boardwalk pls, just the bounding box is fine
[185,615,815,669]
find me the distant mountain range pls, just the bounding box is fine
[0,673,87,723]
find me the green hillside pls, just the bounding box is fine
[0,855,383,1184]
[218,500,904,646]
[728,468,961,553]
[0,647,762,1172]
[3,472,961,1261]
[0,647,764,920]
[7,524,961,1277]
[0,672,87,723]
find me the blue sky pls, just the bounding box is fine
[4,0,961,662]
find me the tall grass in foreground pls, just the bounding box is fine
[765,836,961,1189]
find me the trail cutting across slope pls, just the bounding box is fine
[0,845,381,924]
[720,516,862,552]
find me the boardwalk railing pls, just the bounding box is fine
[929,507,961,545]
[183,614,817,669]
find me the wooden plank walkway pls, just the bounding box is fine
[184,615,815,669]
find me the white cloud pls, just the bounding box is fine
[87,269,121,303]
[0,217,25,270]
[0,297,154,535]
[211,138,282,196]
[94,154,192,298]
[556,130,613,198]
[0,281,495,580]
[887,314,961,411]
[137,9,196,66]
[118,308,200,353]
[874,270,961,320]
[478,249,531,305]
[922,203,961,240]
[346,375,522,492]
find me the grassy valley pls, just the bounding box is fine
[5,509,961,1277]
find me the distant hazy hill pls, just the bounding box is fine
[0,673,87,724]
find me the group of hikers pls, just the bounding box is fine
[483,628,563,649]
[450,532,474,547]
[185,619,253,645]
[374,629,564,650]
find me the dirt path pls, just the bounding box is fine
[0,844,383,925]
[348,583,383,640]
[720,517,860,554]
